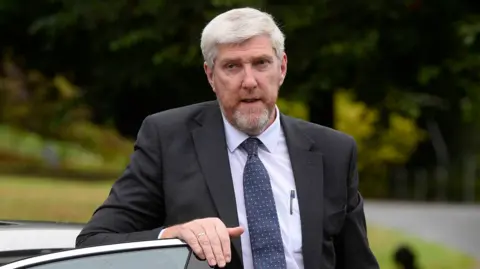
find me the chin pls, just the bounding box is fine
[233,109,270,135]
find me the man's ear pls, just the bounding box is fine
[204,62,215,92]
[279,53,288,86]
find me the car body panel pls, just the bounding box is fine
[0,239,189,269]
[0,220,83,266]
[0,221,82,252]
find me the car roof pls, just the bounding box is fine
[0,220,83,252]
[0,220,84,229]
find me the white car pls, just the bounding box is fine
[0,220,211,269]
[0,220,82,266]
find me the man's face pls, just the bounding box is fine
[204,35,287,135]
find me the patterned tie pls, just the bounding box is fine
[241,137,287,269]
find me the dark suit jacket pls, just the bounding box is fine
[76,100,379,269]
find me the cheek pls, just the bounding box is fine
[261,74,280,95]
[272,71,283,85]
[214,77,239,104]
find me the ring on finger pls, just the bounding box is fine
[197,232,206,239]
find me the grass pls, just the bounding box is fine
[0,175,477,269]
[0,175,113,222]
[367,225,478,269]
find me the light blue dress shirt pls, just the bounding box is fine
[221,106,304,269]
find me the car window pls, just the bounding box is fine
[21,246,189,269]
[185,254,217,269]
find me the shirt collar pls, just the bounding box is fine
[222,106,281,154]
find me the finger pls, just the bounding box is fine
[204,223,226,267]
[227,226,244,237]
[180,227,205,260]
[214,221,232,264]
[191,225,216,267]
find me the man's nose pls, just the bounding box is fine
[241,65,258,89]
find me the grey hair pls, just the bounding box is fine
[200,7,285,68]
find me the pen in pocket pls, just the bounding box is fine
[289,190,296,215]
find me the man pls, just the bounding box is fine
[76,7,379,269]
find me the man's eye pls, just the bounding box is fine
[256,59,269,66]
[226,63,237,69]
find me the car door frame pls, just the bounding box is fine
[0,239,190,269]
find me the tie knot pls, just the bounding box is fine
[241,137,261,156]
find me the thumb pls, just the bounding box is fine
[227,226,244,237]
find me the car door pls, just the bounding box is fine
[0,239,210,269]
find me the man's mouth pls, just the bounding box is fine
[241,98,260,103]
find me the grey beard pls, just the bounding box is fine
[232,107,270,136]
[218,99,272,136]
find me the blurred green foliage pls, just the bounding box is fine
[0,0,480,199]
[278,91,426,197]
[0,58,132,173]
[335,90,426,197]
[276,98,309,121]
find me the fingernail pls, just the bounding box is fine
[226,255,231,262]
[210,259,217,266]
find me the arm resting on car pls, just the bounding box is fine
[76,116,165,248]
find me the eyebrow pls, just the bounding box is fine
[219,54,274,65]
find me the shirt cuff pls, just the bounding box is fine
[158,229,165,239]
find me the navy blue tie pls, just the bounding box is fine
[241,137,287,269]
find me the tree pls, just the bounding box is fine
[2,0,480,199]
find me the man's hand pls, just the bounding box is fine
[161,217,244,268]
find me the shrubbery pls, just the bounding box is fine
[278,91,425,197]
[0,57,432,197]
[0,57,132,174]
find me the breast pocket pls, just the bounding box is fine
[287,195,303,253]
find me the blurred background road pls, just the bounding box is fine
[365,200,480,260]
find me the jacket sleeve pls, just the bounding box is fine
[335,139,380,269]
[76,115,165,248]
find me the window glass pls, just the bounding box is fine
[185,254,214,269]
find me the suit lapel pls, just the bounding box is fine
[281,114,324,269]
[191,104,243,263]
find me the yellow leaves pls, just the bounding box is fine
[53,75,80,99]
[276,98,309,120]
[335,90,378,140]
[334,89,426,173]
[279,89,424,174]
[381,113,426,163]
[278,90,424,189]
